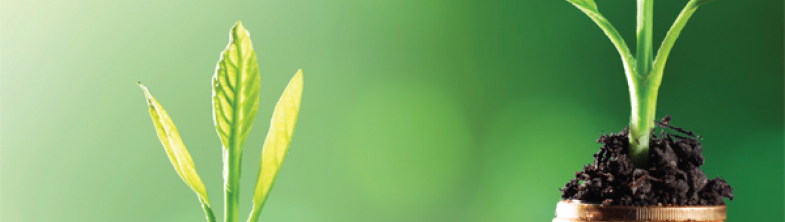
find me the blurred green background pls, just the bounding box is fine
[1,0,782,221]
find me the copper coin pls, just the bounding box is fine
[553,200,726,222]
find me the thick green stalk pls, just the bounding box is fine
[628,0,655,167]
[629,0,710,167]
[627,75,657,167]
[636,0,654,74]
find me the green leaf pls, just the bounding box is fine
[138,83,216,222]
[565,0,636,77]
[650,0,712,89]
[247,70,304,222]
[212,21,261,222]
[567,0,597,10]
[697,0,716,6]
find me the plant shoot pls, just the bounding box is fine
[565,0,716,167]
[139,21,304,222]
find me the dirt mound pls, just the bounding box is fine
[560,116,733,206]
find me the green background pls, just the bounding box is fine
[1,0,782,221]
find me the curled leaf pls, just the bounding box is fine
[138,82,216,222]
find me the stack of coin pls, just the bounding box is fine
[553,200,727,222]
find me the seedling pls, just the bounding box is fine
[559,0,733,206]
[566,0,715,167]
[138,21,304,222]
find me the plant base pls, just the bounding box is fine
[560,116,733,206]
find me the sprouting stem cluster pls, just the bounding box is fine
[139,21,304,222]
[565,0,715,167]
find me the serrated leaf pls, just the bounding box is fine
[212,21,261,222]
[138,83,216,222]
[247,69,304,222]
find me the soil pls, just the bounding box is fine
[560,116,734,206]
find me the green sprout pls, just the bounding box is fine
[566,0,715,167]
[138,21,304,222]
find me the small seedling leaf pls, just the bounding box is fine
[247,70,304,222]
[212,21,261,151]
[696,0,716,6]
[566,0,597,11]
[138,83,216,222]
[564,0,636,76]
[651,0,713,85]
[212,21,261,222]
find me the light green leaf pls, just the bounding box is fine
[697,0,716,6]
[247,69,304,222]
[650,0,712,88]
[138,83,216,222]
[212,21,261,222]
[565,0,636,76]
[567,0,597,10]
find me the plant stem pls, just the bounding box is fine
[628,0,655,167]
[224,41,245,222]
[627,76,658,167]
[224,145,241,222]
[636,0,654,74]
[628,0,707,167]
[200,199,218,222]
[568,0,712,168]
[224,85,244,222]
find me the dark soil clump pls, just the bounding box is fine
[560,116,733,206]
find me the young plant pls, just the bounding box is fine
[566,0,715,167]
[138,21,304,222]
